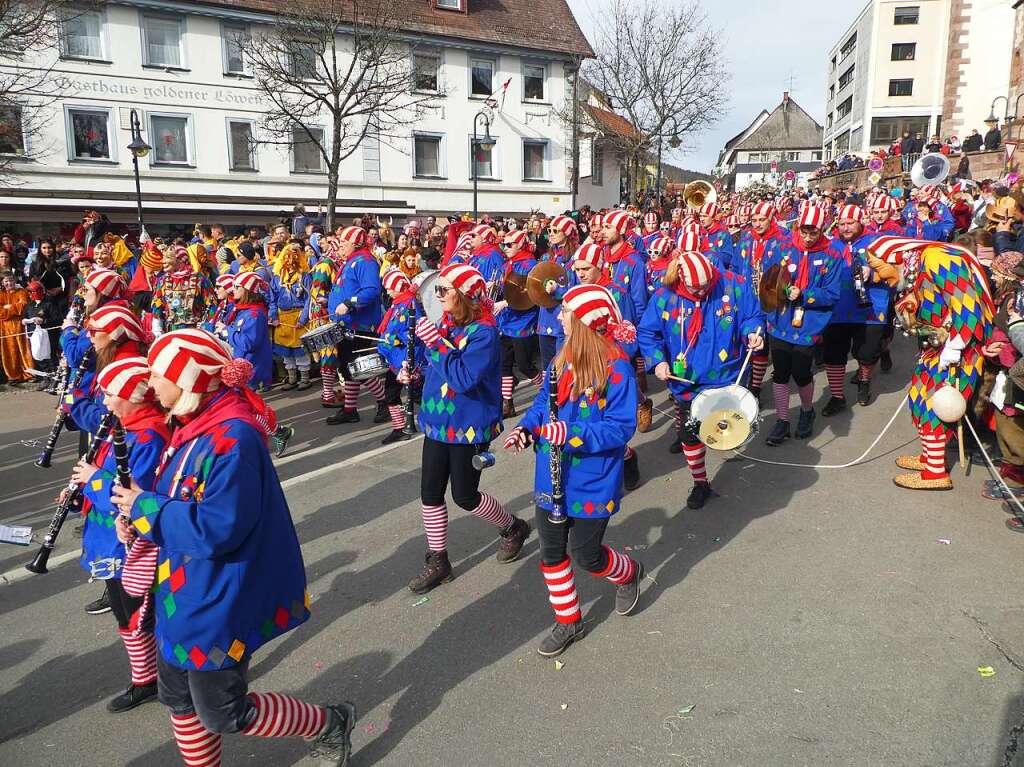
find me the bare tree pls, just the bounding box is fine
[580,0,730,201]
[244,0,444,231]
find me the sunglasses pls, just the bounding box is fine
[434,284,453,298]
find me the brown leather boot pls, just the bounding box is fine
[408,550,453,594]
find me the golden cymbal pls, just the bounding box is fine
[698,408,751,451]
[526,260,570,308]
[504,271,533,311]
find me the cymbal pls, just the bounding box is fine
[698,408,751,451]
[527,260,570,308]
[758,262,788,313]
[504,271,533,311]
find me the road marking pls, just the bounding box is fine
[0,549,80,586]
[281,435,422,489]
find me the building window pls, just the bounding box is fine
[838,65,854,90]
[523,63,546,101]
[888,78,913,97]
[470,136,496,179]
[222,23,249,75]
[747,152,763,163]
[786,151,800,162]
[828,84,834,103]
[61,9,105,61]
[891,42,916,61]
[835,131,850,153]
[827,113,834,129]
[840,33,856,59]
[830,56,837,72]
[870,116,933,145]
[290,42,319,80]
[0,107,25,155]
[227,119,257,171]
[894,6,919,25]
[292,125,325,173]
[66,106,115,161]
[413,53,439,93]
[470,58,493,97]
[141,14,185,68]
[592,142,603,185]
[435,0,464,9]
[413,133,444,177]
[149,113,193,166]
[836,96,853,119]
[812,151,822,161]
[523,139,548,180]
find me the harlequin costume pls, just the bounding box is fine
[537,215,578,372]
[698,202,738,272]
[151,246,215,333]
[408,263,531,595]
[866,237,994,490]
[268,244,313,391]
[504,283,643,657]
[496,229,540,416]
[376,270,426,444]
[638,249,762,509]
[304,240,343,406]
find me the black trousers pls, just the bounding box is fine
[535,506,610,573]
[672,397,702,447]
[538,335,558,374]
[384,370,402,406]
[105,577,150,631]
[771,338,816,387]
[157,654,255,733]
[822,323,887,366]
[421,437,485,510]
[501,335,539,380]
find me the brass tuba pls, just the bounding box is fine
[684,180,717,210]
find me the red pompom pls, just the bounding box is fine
[221,358,254,388]
[609,320,637,345]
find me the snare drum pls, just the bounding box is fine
[688,384,761,450]
[347,351,388,381]
[300,321,347,355]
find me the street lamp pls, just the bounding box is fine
[472,109,496,220]
[987,95,1009,126]
[127,109,151,240]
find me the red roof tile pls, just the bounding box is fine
[584,104,641,141]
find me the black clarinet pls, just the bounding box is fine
[36,348,93,468]
[52,295,86,406]
[402,306,416,435]
[111,420,134,551]
[546,364,566,524]
[25,412,115,574]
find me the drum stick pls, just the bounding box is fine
[734,325,763,386]
[958,420,966,468]
[666,374,695,384]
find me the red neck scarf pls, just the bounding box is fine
[672,269,720,352]
[750,223,782,266]
[503,250,534,281]
[226,301,265,324]
[168,386,271,453]
[377,292,416,335]
[787,232,830,289]
[603,240,632,265]
[121,402,172,443]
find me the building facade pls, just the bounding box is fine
[0,0,592,234]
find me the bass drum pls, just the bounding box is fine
[688,384,761,450]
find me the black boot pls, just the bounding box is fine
[821,397,847,417]
[537,619,585,657]
[795,408,816,439]
[765,419,790,447]
[624,451,640,490]
[373,401,389,423]
[381,429,411,445]
[686,481,713,510]
[408,550,453,594]
[749,384,761,402]
[502,399,516,418]
[615,560,644,616]
[857,379,871,406]
[310,701,357,767]
[880,350,893,373]
[326,409,360,425]
[496,517,530,563]
[107,682,158,713]
[668,439,684,454]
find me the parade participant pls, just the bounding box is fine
[918,185,956,241]
[226,272,273,392]
[867,195,908,236]
[823,204,894,412]
[494,229,540,417]
[865,237,993,490]
[908,198,948,242]
[638,248,762,509]
[0,272,32,384]
[326,226,387,426]
[698,202,738,270]
[645,234,674,299]
[641,210,661,254]
[537,215,579,372]
[763,206,842,446]
[151,245,214,333]
[228,241,272,284]
[72,357,167,713]
[269,243,313,391]
[304,237,343,407]
[735,202,786,399]
[377,269,423,444]
[127,243,164,334]
[206,274,236,338]
[669,208,685,240]
[504,283,643,657]
[467,223,505,290]
[111,329,357,767]
[585,213,604,244]
[407,263,530,594]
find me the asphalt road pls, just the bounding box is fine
[2,337,1024,767]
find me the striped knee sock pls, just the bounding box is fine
[469,493,513,530]
[773,383,790,422]
[252,411,275,437]
[422,504,448,551]
[858,362,875,382]
[343,381,360,410]
[540,559,581,624]
[501,376,515,401]
[241,692,326,739]
[530,371,544,386]
[171,712,222,767]
[750,354,769,388]
[672,400,683,433]
[797,382,814,410]
[388,405,405,430]
[682,443,707,483]
[624,445,635,460]
[364,376,386,402]
[119,628,157,686]
[825,364,846,399]
[921,430,948,479]
[321,366,338,403]
[596,545,636,585]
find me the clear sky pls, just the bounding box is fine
[564,0,862,173]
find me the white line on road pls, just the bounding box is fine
[0,548,80,586]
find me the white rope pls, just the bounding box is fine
[0,324,61,341]
[963,416,1024,515]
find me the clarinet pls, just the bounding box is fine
[402,305,416,435]
[53,295,86,405]
[25,412,115,574]
[546,364,567,524]
[36,347,94,468]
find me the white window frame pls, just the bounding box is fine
[291,124,327,174]
[786,151,801,162]
[64,104,117,163]
[289,41,320,82]
[0,106,26,156]
[469,134,499,180]
[140,12,187,70]
[435,0,464,9]
[412,131,446,179]
[221,21,250,76]
[522,138,550,181]
[469,56,495,99]
[60,8,109,62]
[412,51,441,94]
[522,61,547,103]
[147,111,195,167]
[226,117,258,172]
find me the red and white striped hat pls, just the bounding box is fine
[454,232,475,255]
[382,269,411,293]
[871,194,901,212]
[148,328,236,394]
[215,274,235,290]
[797,205,826,230]
[572,242,604,268]
[699,202,719,218]
[471,224,497,243]
[643,211,659,228]
[549,215,577,239]
[338,226,367,247]
[589,213,604,231]
[88,304,145,342]
[96,355,150,403]
[677,230,701,254]
[676,251,715,291]
[234,271,266,294]
[561,283,634,343]
[837,204,865,222]
[603,209,632,234]
[439,263,486,298]
[752,201,776,218]
[503,229,529,249]
[647,236,672,259]
[84,268,125,298]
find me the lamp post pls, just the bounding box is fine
[653,129,681,209]
[127,109,151,240]
[472,108,496,220]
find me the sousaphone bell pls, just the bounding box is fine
[910,152,950,188]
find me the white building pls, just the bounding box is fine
[0,0,593,235]
[575,81,628,211]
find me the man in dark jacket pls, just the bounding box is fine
[984,120,1002,150]
[911,132,926,153]
[962,129,983,152]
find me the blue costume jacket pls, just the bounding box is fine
[537,244,573,338]
[226,303,273,388]
[497,253,538,338]
[735,225,789,282]
[517,355,637,519]
[468,244,505,287]
[377,294,426,372]
[763,234,843,347]
[829,232,895,325]
[703,225,737,270]
[328,249,382,333]
[603,240,649,318]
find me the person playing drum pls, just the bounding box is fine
[638,245,763,510]
[376,270,425,444]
